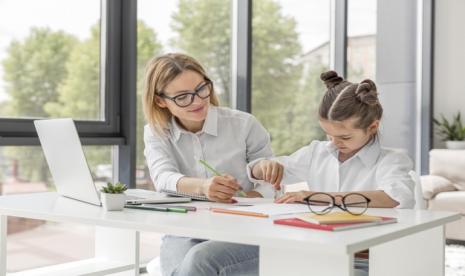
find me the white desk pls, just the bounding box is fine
[0,192,460,276]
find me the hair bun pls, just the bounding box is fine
[355,79,378,105]
[320,70,343,89]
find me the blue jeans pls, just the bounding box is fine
[160,235,369,276]
[160,235,258,276]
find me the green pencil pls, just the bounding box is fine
[125,205,187,213]
[198,159,247,197]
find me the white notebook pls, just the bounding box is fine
[125,189,191,204]
[160,189,210,201]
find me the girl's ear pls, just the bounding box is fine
[154,95,167,108]
[367,120,380,135]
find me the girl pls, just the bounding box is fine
[248,70,415,275]
[143,53,272,276]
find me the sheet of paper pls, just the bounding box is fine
[283,182,309,193]
[233,197,273,205]
[229,203,310,216]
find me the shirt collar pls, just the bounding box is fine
[169,106,218,141]
[325,138,381,167]
[202,105,218,137]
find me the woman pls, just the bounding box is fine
[143,53,273,275]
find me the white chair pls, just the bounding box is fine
[410,170,427,210]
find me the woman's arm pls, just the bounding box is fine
[144,126,185,192]
[144,126,241,202]
[244,115,274,197]
[177,175,242,203]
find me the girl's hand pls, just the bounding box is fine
[275,191,313,204]
[251,160,284,190]
[202,174,241,203]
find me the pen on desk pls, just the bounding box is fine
[125,205,188,213]
[149,204,197,212]
[198,159,248,197]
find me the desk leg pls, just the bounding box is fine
[95,226,140,276]
[0,216,6,276]
[370,226,445,276]
[260,245,354,276]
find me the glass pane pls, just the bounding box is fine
[346,0,377,82]
[136,0,232,189]
[252,0,330,155]
[0,145,111,272]
[0,0,101,120]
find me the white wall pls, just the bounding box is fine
[434,0,465,148]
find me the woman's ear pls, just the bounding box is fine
[367,120,380,135]
[154,95,167,108]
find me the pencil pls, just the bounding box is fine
[210,207,268,218]
[125,205,188,213]
[198,159,248,197]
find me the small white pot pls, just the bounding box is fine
[445,141,465,150]
[101,193,126,211]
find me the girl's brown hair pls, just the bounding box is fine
[318,70,383,132]
[143,53,219,135]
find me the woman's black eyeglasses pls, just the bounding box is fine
[304,192,371,215]
[158,80,212,108]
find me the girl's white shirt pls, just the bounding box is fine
[144,106,274,196]
[248,140,415,208]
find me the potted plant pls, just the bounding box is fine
[433,112,465,149]
[100,182,128,211]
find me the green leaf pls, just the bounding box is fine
[433,112,465,141]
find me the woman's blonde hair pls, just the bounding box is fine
[143,53,219,135]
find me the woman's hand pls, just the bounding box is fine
[202,174,241,203]
[275,191,313,204]
[251,160,284,190]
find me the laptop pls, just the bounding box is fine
[34,118,191,206]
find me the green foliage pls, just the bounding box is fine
[171,0,232,106]
[433,112,465,141]
[251,0,304,155]
[2,27,77,118]
[100,182,128,194]
[44,24,100,120]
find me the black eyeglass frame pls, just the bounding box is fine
[304,192,371,215]
[158,79,213,108]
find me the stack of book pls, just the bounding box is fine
[274,211,397,231]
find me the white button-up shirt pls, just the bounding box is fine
[248,140,415,208]
[144,106,274,196]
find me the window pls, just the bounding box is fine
[346,0,377,82]
[136,0,232,189]
[251,0,330,155]
[0,0,101,120]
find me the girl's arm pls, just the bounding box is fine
[275,190,399,208]
[249,142,318,190]
[374,151,415,208]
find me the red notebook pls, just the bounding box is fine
[274,217,397,232]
